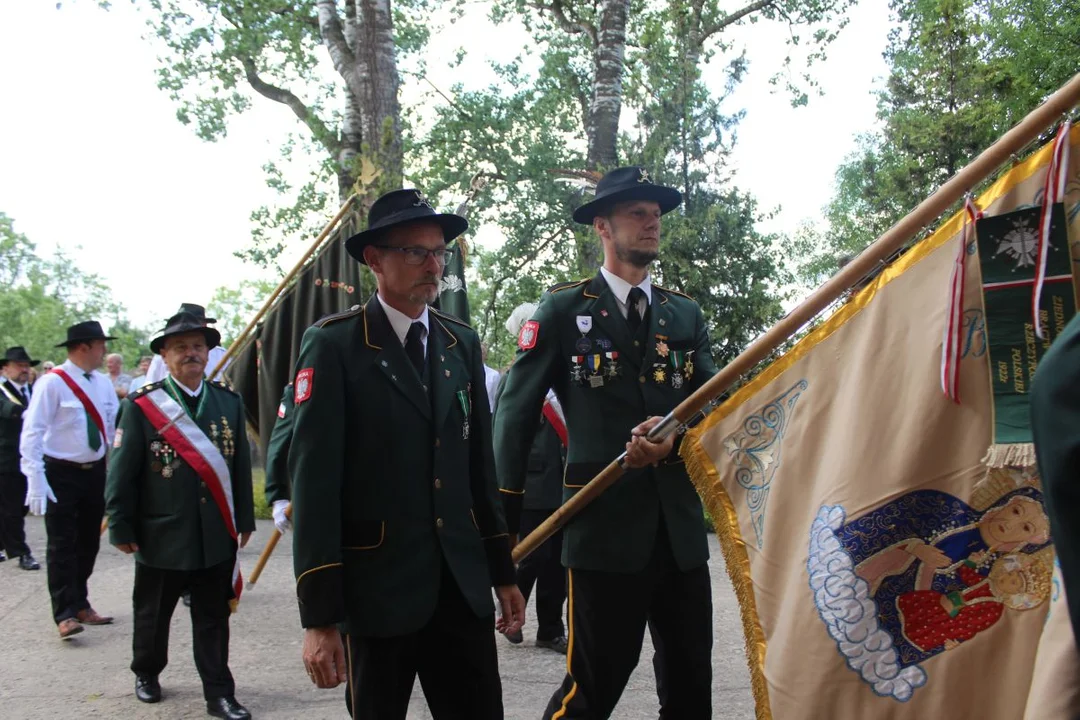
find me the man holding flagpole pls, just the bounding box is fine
[20,321,119,639]
[494,167,719,719]
[105,312,254,720]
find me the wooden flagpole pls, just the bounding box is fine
[207,193,359,380]
[512,71,1080,564]
[247,505,292,587]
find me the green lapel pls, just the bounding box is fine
[428,313,469,432]
[583,273,642,366]
[363,296,432,421]
[641,290,674,370]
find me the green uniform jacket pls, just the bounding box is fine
[494,273,718,574]
[0,380,28,474]
[264,383,294,506]
[289,295,515,637]
[1032,312,1080,640]
[105,379,256,571]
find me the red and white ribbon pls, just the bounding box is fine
[134,388,243,604]
[1033,120,1072,340]
[941,196,982,403]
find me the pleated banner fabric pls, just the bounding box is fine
[681,124,1080,719]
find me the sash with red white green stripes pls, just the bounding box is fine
[133,386,244,605]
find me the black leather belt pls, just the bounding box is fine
[44,456,104,471]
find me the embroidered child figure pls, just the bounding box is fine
[895,551,1052,653]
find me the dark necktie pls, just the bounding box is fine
[19,386,28,405]
[627,287,646,333]
[82,372,101,451]
[405,322,426,377]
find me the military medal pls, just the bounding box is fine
[604,351,620,379]
[670,350,684,388]
[655,335,670,358]
[220,417,235,458]
[685,351,695,380]
[150,461,162,473]
[571,356,587,384]
[587,355,604,388]
[456,390,471,440]
[653,366,666,384]
[575,337,593,354]
[162,464,174,479]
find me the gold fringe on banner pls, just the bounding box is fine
[682,436,772,720]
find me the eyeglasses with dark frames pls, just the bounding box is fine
[374,246,454,266]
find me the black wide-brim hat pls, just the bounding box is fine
[150,312,222,354]
[572,166,682,224]
[172,303,216,325]
[55,321,117,348]
[345,189,469,265]
[1,346,40,367]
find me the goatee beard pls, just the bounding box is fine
[615,245,658,268]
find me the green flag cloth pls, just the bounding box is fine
[977,203,1077,464]
[435,241,470,324]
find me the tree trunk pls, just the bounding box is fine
[586,0,630,171]
[337,91,364,203]
[355,0,403,192]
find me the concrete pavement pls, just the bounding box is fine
[0,519,754,719]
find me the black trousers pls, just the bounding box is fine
[344,564,503,720]
[44,460,105,624]
[131,559,236,700]
[517,508,566,641]
[543,524,713,719]
[0,471,30,558]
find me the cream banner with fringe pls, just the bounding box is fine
[681,125,1080,719]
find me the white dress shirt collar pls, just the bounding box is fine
[61,359,96,381]
[377,294,430,348]
[600,266,652,306]
[8,379,26,393]
[169,376,204,398]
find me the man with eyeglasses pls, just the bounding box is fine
[289,188,525,719]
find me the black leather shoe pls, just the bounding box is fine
[18,554,40,571]
[135,675,161,704]
[182,591,192,607]
[504,627,523,645]
[207,696,251,719]
[0,551,6,562]
[536,636,569,654]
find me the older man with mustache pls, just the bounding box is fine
[106,311,254,719]
[290,188,524,719]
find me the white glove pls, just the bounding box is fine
[272,500,292,534]
[25,477,57,516]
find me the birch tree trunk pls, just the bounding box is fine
[586,0,630,172]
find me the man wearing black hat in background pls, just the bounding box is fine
[20,321,120,639]
[144,304,229,385]
[291,188,524,719]
[494,167,719,718]
[106,312,254,720]
[0,347,42,571]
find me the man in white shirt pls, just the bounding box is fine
[20,321,120,639]
[146,304,229,385]
[481,343,501,414]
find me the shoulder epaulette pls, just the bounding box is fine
[430,307,472,329]
[548,279,589,294]
[314,304,363,328]
[129,380,165,399]
[653,284,695,301]
[209,379,238,395]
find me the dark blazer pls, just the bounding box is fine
[105,380,256,570]
[264,383,294,506]
[289,295,514,637]
[494,272,718,574]
[0,380,29,474]
[1032,313,1080,645]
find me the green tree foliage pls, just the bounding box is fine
[0,213,150,364]
[206,278,279,346]
[797,0,1080,286]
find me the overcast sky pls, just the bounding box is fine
[0,1,890,330]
